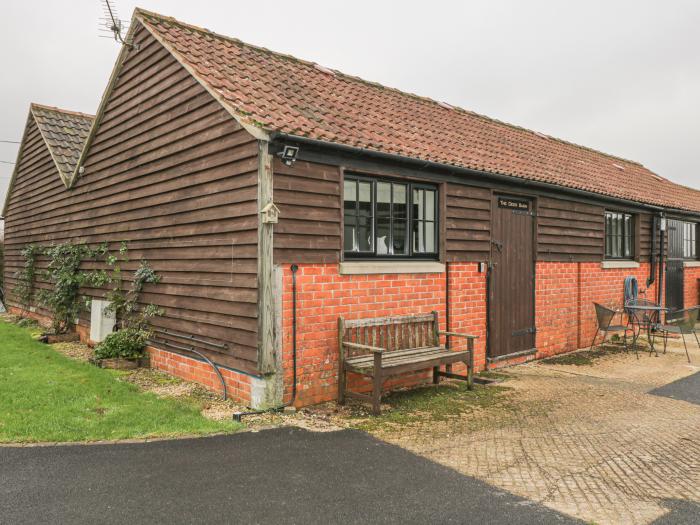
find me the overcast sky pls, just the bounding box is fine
[1,0,699,226]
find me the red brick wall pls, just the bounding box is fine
[280,263,487,406]
[148,347,253,402]
[684,266,700,308]
[536,262,660,357]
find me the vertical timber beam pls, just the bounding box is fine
[257,140,275,374]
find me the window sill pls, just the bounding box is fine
[339,261,445,275]
[684,260,700,268]
[601,260,640,270]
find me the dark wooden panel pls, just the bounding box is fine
[537,196,604,261]
[446,183,492,261]
[273,158,342,263]
[489,195,536,358]
[2,24,261,374]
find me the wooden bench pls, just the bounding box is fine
[338,311,476,415]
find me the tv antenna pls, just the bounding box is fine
[99,0,136,48]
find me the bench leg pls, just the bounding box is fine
[371,352,384,415]
[372,374,383,415]
[433,366,440,384]
[338,363,346,405]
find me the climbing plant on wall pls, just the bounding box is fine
[37,242,111,334]
[13,244,42,314]
[13,240,163,337]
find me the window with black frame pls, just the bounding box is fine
[343,175,438,259]
[604,211,634,259]
[682,221,697,259]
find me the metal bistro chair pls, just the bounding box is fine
[655,307,699,363]
[590,303,632,353]
[625,298,666,358]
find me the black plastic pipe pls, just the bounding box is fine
[152,337,228,400]
[657,215,666,306]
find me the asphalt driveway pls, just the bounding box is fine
[651,371,700,405]
[0,428,577,525]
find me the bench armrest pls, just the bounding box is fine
[342,341,384,354]
[439,331,478,340]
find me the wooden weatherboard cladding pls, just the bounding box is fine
[537,196,604,262]
[270,153,663,265]
[5,24,261,374]
[3,116,67,321]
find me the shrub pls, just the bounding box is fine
[93,328,149,360]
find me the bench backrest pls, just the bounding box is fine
[338,311,440,358]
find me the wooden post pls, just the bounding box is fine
[338,317,346,404]
[257,140,275,374]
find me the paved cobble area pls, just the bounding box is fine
[374,342,700,525]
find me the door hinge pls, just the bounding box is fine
[512,327,537,337]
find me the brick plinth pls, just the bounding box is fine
[6,260,698,409]
[7,306,256,406]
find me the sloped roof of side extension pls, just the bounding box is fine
[2,104,94,215]
[75,8,700,215]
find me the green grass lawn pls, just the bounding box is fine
[0,320,241,443]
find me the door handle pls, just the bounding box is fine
[491,240,503,253]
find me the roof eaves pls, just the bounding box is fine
[134,8,271,142]
[273,131,700,217]
[1,109,34,217]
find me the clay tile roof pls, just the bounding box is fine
[31,103,94,183]
[135,9,700,214]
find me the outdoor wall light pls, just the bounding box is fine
[278,145,299,166]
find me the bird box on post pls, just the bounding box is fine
[260,202,280,224]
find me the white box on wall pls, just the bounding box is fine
[90,299,116,342]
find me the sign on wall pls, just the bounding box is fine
[498,197,530,211]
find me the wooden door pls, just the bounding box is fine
[665,219,685,312]
[489,195,536,358]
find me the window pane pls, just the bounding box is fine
[357,181,373,252]
[393,220,408,255]
[425,190,435,221]
[344,179,356,202]
[425,221,436,252]
[413,189,424,220]
[358,182,372,213]
[393,184,407,219]
[357,214,372,252]
[412,220,424,253]
[344,224,356,251]
[376,218,391,255]
[377,182,391,219]
[344,179,357,252]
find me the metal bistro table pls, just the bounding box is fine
[625,300,669,357]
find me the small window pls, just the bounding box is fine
[604,211,634,259]
[682,222,697,259]
[344,175,438,259]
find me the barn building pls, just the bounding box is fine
[3,9,699,408]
